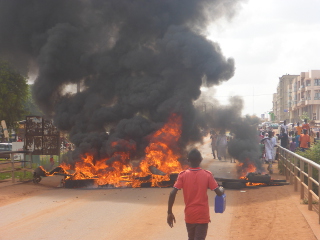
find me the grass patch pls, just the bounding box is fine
[0,170,33,181]
[301,199,319,205]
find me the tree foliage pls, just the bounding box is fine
[299,111,310,122]
[296,143,320,165]
[296,144,320,194]
[24,84,43,116]
[0,61,28,128]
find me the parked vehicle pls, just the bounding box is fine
[0,143,12,159]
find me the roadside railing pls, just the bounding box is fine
[0,151,33,183]
[277,145,320,224]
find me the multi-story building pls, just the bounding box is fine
[272,93,278,120]
[290,70,320,123]
[273,74,299,122]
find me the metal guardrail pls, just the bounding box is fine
[277,145,320,224]
[0,151,33,183]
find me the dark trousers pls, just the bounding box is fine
[186,223,208,240]
[300,147,308,152]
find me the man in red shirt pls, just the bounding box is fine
[299,129,310,152]
[295,122,302,135]
[302,119,310,134]
[167,149,224,239]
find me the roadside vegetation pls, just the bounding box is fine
[296,143,320,164]
[0,60,28,129]
[295,143,320,195]
[0,155,61,181]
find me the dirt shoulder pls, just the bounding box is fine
[1,159,319,239]
[0,175,63,207]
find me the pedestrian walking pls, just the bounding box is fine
[261,131,276,174]
[271,131,277,162]
[295,131,300,149]
[295,122,302,135]
[299,129,310,152]
[49,155,54,168]
[289,139,297,152]
[216,130,228,161]
[310,130,316,147]
[279,128,289,149]
[280,120,288,134]
[228,133,236,163]
[288,132,293,144]
[167,149,224,240]
[302,119,310,134]
[210,131,217,159]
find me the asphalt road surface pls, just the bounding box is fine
[0,139,319,240]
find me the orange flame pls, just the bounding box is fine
[238,159,267,186]
[139,113,183,186]
[238,161,257,178]
[58,113,184,187]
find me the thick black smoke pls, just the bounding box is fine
[196,95,263,172]
[0,0,243,161]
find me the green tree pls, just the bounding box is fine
[0,61,28,128]
[299,112,310,122]
[24,84,43,116]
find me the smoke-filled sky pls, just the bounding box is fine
[207,0,320,117]
[1,0,251,161]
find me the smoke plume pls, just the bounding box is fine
[196,94,263,172]
[0,0,244,162]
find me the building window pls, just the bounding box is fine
[315,79,320,86]
[315,91,320,100]
[307,91,311,100]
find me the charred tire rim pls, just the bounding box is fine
[33,176,41,184]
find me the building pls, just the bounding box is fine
[290,70,320,123]
[273,74,299,122]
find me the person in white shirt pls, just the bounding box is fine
[271,132,277,162]
[261,131,276,174]
[216,130,228,161]
[280,120,288,134]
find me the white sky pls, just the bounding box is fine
[206,0,320,118]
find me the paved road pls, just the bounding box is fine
[0,140,318,240]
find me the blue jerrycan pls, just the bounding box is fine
[214,194,226,213]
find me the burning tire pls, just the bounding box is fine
[222,182,245,189]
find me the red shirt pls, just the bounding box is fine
[302,123,310,130]
[295,126,302,135]
[300,134,310,148]
[173,168,219,224]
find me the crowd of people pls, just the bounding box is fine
[210,130,235,163]
[259,119,318,174]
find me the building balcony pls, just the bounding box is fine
[298,99,305,106]
[305,97,311,105]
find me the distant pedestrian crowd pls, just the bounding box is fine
[210,130,235,163]
[259,119,317,173]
